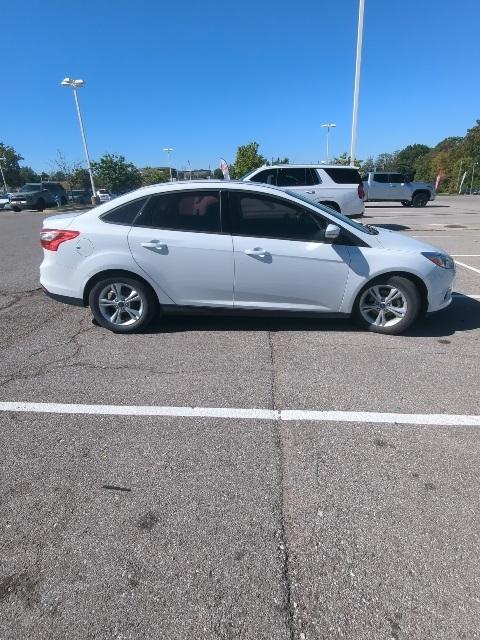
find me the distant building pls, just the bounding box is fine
[176,168,212,181]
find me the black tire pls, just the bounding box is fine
[60,196,67,206]
[89,275,158,334]
[37,198,45,212]
[412,192,428,207]
[401,200,412,207]
[11,206,21,212]
[353,275,421,335]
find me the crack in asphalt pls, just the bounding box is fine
[268,328,295,640]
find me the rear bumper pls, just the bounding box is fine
[42,286,85,307]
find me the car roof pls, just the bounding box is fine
[251,164,361,170]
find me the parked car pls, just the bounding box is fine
[242,164,365,217]
[97,189,111,203]
[40,181,454,336]
[10,182,67,212]
[0,192,9,209]
[69,189,92,205]
[362,172,435,207]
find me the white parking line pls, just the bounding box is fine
[451,255,480,257]
[454,260,480,274]
[0,401,480,427]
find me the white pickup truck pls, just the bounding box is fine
[362,172,435,207]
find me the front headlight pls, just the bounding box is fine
[422,252,454,269]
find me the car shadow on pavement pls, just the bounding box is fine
[145,295,480,337]
[405,295,480,337]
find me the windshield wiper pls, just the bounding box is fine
[364,224,379,235]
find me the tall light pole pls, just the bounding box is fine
[349,0,365,166]
[470,162,477,195]
[0,158,8,193]
[163,148,173,181]
[321,123,336,163]
[61,78,98,204]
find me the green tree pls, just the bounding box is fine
[141,167,169,186]
[0,142,23,187]
[19,166,40,183]
[230,142,266,179]
[213,168,224,179]
[359,156,375,173]
[92,153,142,194]
[70,167,91,190]
[270,156,290,165]
[394,144,431,180]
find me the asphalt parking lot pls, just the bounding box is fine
[1,195,480,639]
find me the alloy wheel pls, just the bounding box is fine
[98,282,144,326]
[359,285,407,328]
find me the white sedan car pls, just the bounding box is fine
[40,181,454,335]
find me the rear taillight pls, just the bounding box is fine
[357,183,365,199]
[40,229,80,251]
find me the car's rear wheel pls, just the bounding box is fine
[412,192,428,207]
[37,198,45,212]
[89,276,157,333]
[60,196,67,205]
[353,276,421,335]
[401,200,412,207]
[11,206,20,212]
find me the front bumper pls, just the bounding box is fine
[426,265,455,312]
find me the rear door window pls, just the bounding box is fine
[373,173,390,183]
[134,190,221,233]
[305,168,321,185]
[323,168,362,184]
[251,168,277,185]
[390,173,406,183]
[277,168,308,187]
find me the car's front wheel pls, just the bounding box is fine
[353,276,421,335]
[412,192,429,207]
[401,200,412,207]
[89,276,158,333]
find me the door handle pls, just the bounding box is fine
[244,247,269,257]
[141,240,167,250]
[305,190,315,194]
[390,185,397,187]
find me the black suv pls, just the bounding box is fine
[10,182,68,212]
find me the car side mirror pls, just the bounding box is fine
[325,223,341,241]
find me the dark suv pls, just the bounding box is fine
[10,182,67,212]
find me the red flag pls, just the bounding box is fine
[435,171,444,191]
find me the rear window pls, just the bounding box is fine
[323,168,362,185]
[101,197,148,225]
[373,173,390,183]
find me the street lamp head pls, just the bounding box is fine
[61,78,85,88]
[163,147,173,152]
[321,123,336,128]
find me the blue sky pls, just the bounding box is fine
[2,0,479,172]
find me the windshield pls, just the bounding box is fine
[20,184,41,193]
[285,189,377,235]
